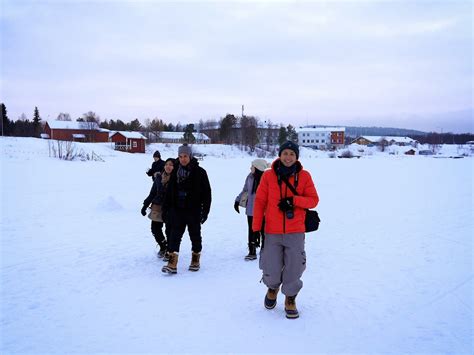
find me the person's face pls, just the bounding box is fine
[280,149,297,167]
[164,161,174,174]
[153,157,160,162]
[250,166,255,174]
[179,153,190,166]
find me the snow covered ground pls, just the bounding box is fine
[1,137,472,354]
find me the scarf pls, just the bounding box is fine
[161,171,171,187]
[177,164,191,184]
[276,161,297,178]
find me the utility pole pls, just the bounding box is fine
[242,104,244,118]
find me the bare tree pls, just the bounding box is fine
[82,111,100,142]
[57,112,72,121]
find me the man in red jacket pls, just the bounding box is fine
[253,141,319,319]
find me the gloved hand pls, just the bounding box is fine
[200,213,208,224]
[141,205,148,216]
[254,231,261,248]
[278,197,294,212]
[234,201,240,213]
[146,169,152,176]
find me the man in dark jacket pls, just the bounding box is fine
[146,150,165,180]
[162,144,212,274]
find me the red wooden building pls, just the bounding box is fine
[44,121,109,142]
[110,131,147,153]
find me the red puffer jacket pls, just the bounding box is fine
[252,159,319,235]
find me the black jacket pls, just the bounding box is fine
[143,173,168,207]
[163,158,212,217]
[146,159,165,180]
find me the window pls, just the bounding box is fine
[133,141,137,148]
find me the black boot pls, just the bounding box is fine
[244,243,257,261]
[156,240,167,259]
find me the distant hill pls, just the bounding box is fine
[301,125,427,138]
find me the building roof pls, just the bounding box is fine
[111,131,147,139]
[296,126,346,133]
[158,131,210,140]
[47,120,100,130]
[357,136,416,143]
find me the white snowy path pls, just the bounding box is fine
[1,138,472,354]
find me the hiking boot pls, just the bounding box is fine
[157,248,166,259]
[156,241,167,259]
[244,243,257,261]
[188,252,201,271]
[284,295,299,319]
[162,252,178,274]
[264,287,279,309]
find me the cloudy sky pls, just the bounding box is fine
[1,0,472,132]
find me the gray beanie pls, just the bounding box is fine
[178,144,192,157]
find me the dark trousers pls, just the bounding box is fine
[167,209,202,253]
[247,216,265,248]
[151,221,170,248]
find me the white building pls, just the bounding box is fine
[297,126,346,149]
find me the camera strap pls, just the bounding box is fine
[281,175,299,196]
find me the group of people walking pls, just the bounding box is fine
[141,144,211,274]
[140,141,319,319]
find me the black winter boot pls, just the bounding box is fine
[156,240,167,259]
[244,243,257,261]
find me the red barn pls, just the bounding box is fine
[110,131,147,153]
[44,121,109,142]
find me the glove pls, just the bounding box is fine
[234,201,240,213]
[146,169,152,176]
[200,213,208,224]
[141,205,148,216]
[254,231,261,248]
[278,197,294,212]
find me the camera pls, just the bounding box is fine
[286,209,294,219]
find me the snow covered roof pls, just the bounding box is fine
[296,126,346,133]
[47,121,100,130]
[358,136,416,143]
[159,131,210,140]
[111,131,147,139]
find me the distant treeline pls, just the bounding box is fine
[410,133,474,145]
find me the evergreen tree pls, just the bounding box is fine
[287,124,298,142]
[219,114,237,144]
[183,123,196,144]
[33,106,42,137]
[278,125,288,145]
[129,118,142,131]
[1,103,11,136]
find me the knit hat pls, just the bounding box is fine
[178,144,192,157]
[153,150,161,158]
[278,141,299,159]
[251,159,269,172]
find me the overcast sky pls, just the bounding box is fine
[1,0,472,133]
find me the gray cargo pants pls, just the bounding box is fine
[259,233,306,296]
